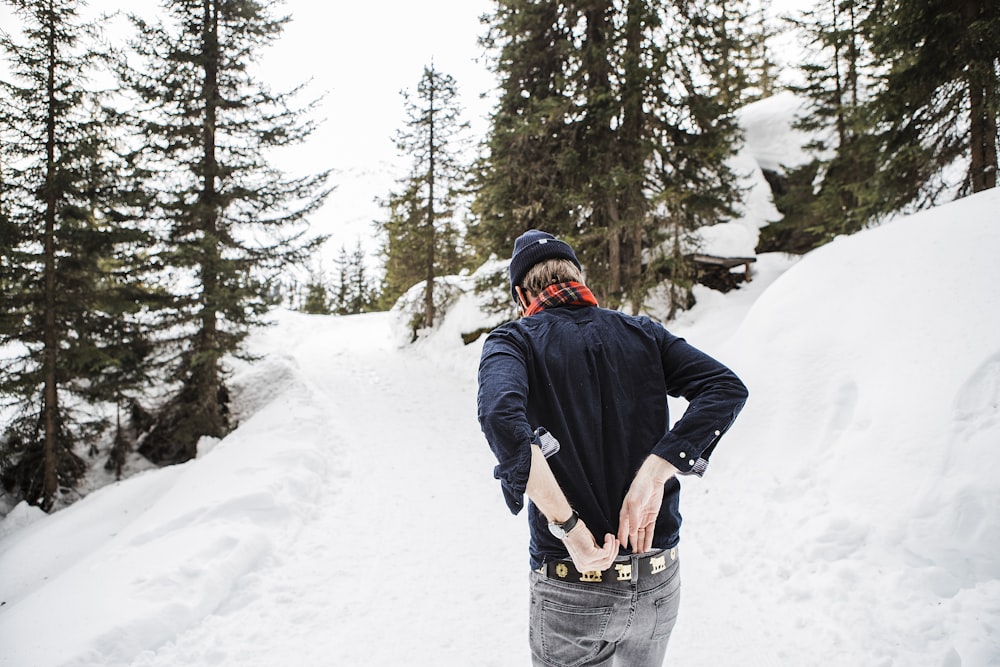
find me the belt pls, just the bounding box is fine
[536,547,678,584]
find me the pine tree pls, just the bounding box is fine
[331,245,351,315]
[762,0,880,253]
[378,63,469,328]
[866,0,999,207]
[626,0,745,313]
[123,0,331,464]
[474,0,744,314]
[680,0,771,109]
[0,0,153,507]
[331,241,377,315]
[347,242,377,314]
[747,0,781,102]
[469,0,580,257]
[300,266,331,315]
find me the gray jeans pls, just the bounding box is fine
[528,552,681,667]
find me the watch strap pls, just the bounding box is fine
[549,510,580,539]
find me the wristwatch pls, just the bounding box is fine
[547,510,580,539]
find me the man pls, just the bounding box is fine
[477,229,748,667]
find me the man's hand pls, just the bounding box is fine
[618,455,679,553]
[525,443,620,571]
[563,519,619,573]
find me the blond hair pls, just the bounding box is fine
[521,258,584,295]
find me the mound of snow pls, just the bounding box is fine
[737,90,814,173]
[677,188,1000,665]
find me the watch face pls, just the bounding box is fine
[548,522,566,539]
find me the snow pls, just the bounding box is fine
[692,93,800,259]
[737,91,815,173]
[2,96,999,666]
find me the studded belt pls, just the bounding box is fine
[536,547,678,584]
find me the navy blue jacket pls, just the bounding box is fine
[477,303,748,569]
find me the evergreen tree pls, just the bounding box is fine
[378,63,469,328]
[300,267,331,314]
[331,245,350,315]
[474,0,745,314]
[378,181,426,309]
[332,241,377,315]
[123,0,331,464]
[469,0,579,258]
[747,0,781,102]
[762,0,880,253]
[866,0,999,208]
[347,242,377,314]
[681,0,775,109]
[0,0,152,507]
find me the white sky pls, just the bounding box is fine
[254,0,498,268]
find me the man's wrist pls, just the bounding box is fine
[641,455,679,484]
[548,509,580,539]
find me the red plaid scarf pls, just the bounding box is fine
[524,281,599,317]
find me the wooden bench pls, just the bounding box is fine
[692,254,757,291]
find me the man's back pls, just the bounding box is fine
[477,230,747,667]
[480,305,742,568]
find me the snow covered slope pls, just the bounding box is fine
[671,188,1000,666]
[1,190,998,666]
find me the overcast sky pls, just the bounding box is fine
[256,0,497,267]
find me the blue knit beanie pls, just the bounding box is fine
[509,230,581,301]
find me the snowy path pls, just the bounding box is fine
[127,312,532,666]
[114,311,810,667]
[115,310,774,667]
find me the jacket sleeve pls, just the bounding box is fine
[477,327,536,514]
[651,331,749,476]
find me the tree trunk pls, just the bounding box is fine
[41,9,60,510]
[964,0,998,193]
[832,0,847,148]
[607,226,621,297]
[969,79,988,192]
[985,74,999,190]
[621,0,647,314]
[424,70,437,330]
[196,0,222,454]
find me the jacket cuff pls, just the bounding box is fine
[651,433,708,477]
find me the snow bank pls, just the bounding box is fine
[675,188,1000,665]
[693,91,805,259]
[737,90,814,173]
[0,342,332,667]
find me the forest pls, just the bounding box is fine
[1,0,998,512]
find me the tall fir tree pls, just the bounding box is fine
[865,0,999,208]
[300,266,331,315]
[0,0,154,508]
[331,242,377,315]
[762,0,880,253]
[469,0,579,256]
[123,0,331,464]
[378,63,469,328]
[474,0,745,314]
[747,0,781,102]
[347,243,377,314]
